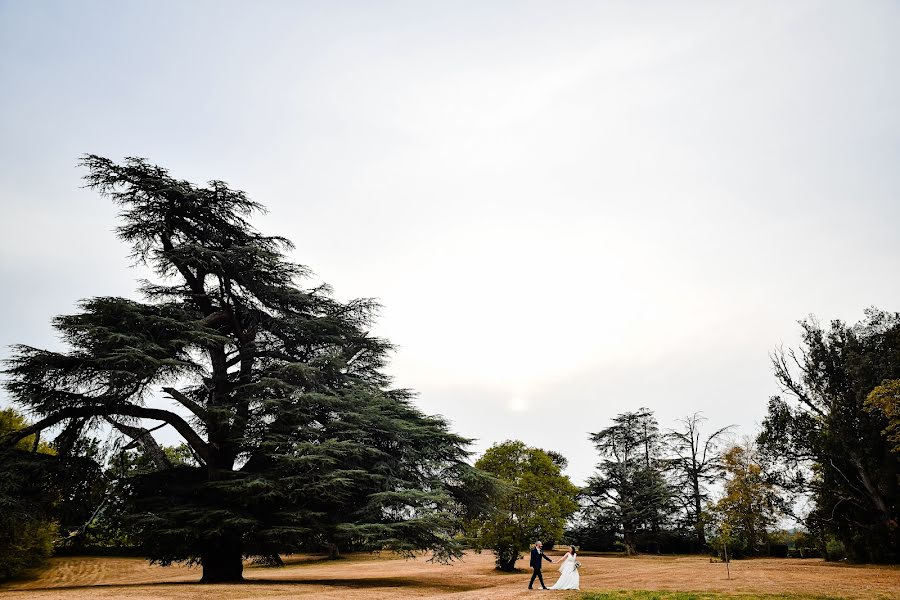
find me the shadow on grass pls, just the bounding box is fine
[10,576,483,593]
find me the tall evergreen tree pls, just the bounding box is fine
[2,156,492,582]
[583,408,671,555]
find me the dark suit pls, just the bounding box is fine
[528,547,552,589]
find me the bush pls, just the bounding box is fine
[824,536,846,561]
[0,410,63,580]
[0,518,57,580]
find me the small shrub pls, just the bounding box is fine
[824,537,846,562]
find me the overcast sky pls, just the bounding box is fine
[2,1,899,484]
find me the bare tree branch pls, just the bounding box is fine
[105,417,174,469]
[162,386,208,421]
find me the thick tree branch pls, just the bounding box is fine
[772,351,828,419]
[160,231,211,313]
[105,417,174,469]
[3,404,209,463]
[162,386,208,420]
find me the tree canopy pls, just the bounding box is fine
[758,309,900,562]
[468,441,578,571]
[0,409,59,579]
[2,155,493,581]
[708,442,779,558]
[583,408,672,555]
[866,379,900,456]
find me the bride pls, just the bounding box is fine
[549,545,580,590]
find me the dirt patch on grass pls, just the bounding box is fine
[2,551,898,600]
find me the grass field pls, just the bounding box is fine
[2,550,898,600]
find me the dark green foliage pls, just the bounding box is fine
[53,435,112,550]
[0,409,123,570]
[117,443,196,476]
[565,508,619,552]
[467,441,579,571]
[0,511,57,580]
[583,409,673,555]
[2,156,492,581]
[0,409,59,580]
[0,449,58,579]
[758,309,900,563]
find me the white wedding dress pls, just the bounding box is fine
[549,552,579,590]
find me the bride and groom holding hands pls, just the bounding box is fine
[529,541,580,590]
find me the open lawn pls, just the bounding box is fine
[2,551,898,600]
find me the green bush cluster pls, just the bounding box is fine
[0,519,57,580]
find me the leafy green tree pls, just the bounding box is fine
[0,408,53,453]
[0,409,114,561]
[583,408,671,555]
[2,156,492,581]
[708,442,778,557]
[116,443,197,477]
[865,379,900,455]
[758,309,900,562]
[0,408,58,579]
[666,413,732,550]
[468,441,578,571]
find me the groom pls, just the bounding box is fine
[528,540,553,590]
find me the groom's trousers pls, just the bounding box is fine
[529,567,546,589]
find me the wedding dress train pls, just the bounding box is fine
[549,552,579,590]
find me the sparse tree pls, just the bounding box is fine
[666,413,732,549]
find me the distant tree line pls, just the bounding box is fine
[566,408,738,556]
[567,309,900,563]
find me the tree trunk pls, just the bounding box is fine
[328,543,341,560]
[693,475,706,548]
[623,529,637,556]
[496,557,517,571]
[201,547,244,583]
[849,453,892,524]
[495,546,518,571]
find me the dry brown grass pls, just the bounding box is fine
[2,550,899,600]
